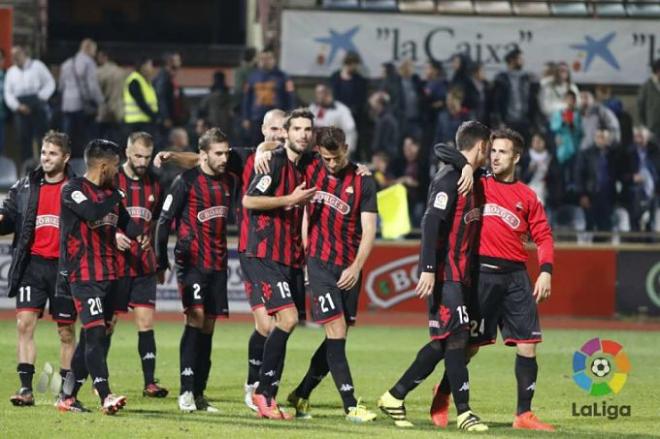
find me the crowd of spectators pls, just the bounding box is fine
[0,40,658,237]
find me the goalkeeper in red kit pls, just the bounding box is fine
[433,128,555,432]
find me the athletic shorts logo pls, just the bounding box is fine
[433,192,448,210]
[312,191,350,215]
[126,206,152,221]
[483,203,521,229]
[256,175,272,193]
[572,337,631,396]
[89,213,119,229]
[463,207,481,224]
[35,214,60,229]
[197,206,228,222]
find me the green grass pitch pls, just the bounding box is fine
[0,319,657,438]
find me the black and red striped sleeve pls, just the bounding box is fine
[246,153,282,197]
[527,192,554,274]
[61,180,122,222]
[419,171,457,273]
[155,175,188,270]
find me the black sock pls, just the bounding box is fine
[104,332,112,359]
[17,363,35,391]
[326,338,357,411]
[70,329,88,398]
[515,354,538,415]
[138,330,157,386]
[194,332,213,397]
[445,334,470,415]
[390,341,445,400]
[295,339,329,399]
[247,330,267,385]
[179,325,200,394]
[271,343,287,398]
[84,326,111,401]
[256,327,290,398]
[439,371,451,395]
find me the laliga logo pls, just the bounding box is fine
[365,255,419,308]
[571,337,631,419]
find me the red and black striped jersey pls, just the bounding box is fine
[304,157,378,268]
[419,164,484,285]
[115,167,163,277]
[245,147,305,268]
[156,167,238,272]
[60,177,140,283]
[237,152,256,253]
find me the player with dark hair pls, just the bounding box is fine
[56,139,146,415]
[378,121,490,432]
[109,131,168,398]
[285,126,378,422]
[242,108,317,419]
[156,128,248,413]
[0,131,77,407]
[433,127,555,431]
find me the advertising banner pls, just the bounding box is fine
[616,250,660,316]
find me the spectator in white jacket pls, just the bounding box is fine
[539,61,580,119]
[59,38,104,156]
[3,46,55,162]
[309,83,358,154]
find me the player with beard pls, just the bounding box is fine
[156,128,250,413]
[108,132,168,398]
[432,129,554,431]
[242,109,317,419]
[57,139,146,415]
[0,131,77,407]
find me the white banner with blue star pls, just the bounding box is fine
[281,9,659,84]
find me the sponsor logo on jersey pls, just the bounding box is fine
[483,203,521,229]
[89,213,119,229]
[312,191,350,215]
[463,207,482,224]
[197,206,228,222]
[126,206,152,221]
[35,214,60,229]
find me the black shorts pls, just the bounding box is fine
[71,281,115,329]
[427,281,470,340]
[176,265,228,319]
[239,253,262,310]
[308,257,360,326]
[242,257,306,320]
[113,275,158,314]
[468,268,542,347]
[16,255,77,324]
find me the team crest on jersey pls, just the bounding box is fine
[463,208,481,224]
[345,186,354,194]
[148,194,155,203]
[312,191,350,215]
[483,203,521,229]
[256,175,272,193]
[89,213,118,229]
[197,206,228,222]
[434,192,448,210]
[35,214,59,229]
[126,206,152,221]
[516,201,524,211]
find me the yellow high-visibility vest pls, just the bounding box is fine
[123,71,158,124]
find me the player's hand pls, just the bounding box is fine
[156,269,166,285]
[416,272,435,298]
[115,232,132,251]
[288,183,317,207]
[533,272,552,304]
[356,163,372,177]
[457,164,474,196]
[254,150,272,174]
[137,234,151,250]
[337,264,359,290]
[153,151,173,168]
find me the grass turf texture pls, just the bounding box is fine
[0,320,657,438]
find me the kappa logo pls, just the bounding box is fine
[365,255,420,309]
[312,191,351,215]
[89,213,118,229]
[483,203,521,229]
[142,352,156,360]
[197,206,228,222]
[93,377,107,384]
[35,214,59,229]
[340,384,354,392]
[181,368,194,376]
[458,382,470,392]
[126,206,152,221]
